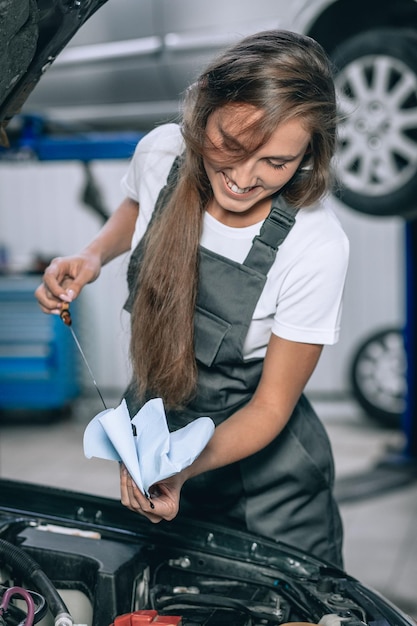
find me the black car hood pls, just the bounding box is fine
[1,477,416,626]
[0,0,109,145]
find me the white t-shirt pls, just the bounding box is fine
[121,124,349,359]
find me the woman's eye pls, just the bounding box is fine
[267,160,286,170]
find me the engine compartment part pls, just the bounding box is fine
[0,480,415,626]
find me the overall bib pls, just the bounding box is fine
[125,159,344,568]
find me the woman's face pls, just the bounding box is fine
[203,103,311,226]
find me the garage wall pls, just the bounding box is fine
[0,159,405,397]
[307,197,405,395]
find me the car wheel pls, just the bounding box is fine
[350,327,407,429]
[332,29,417,217]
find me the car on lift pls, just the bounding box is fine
[2,0,417,218]
[0,2,417,626]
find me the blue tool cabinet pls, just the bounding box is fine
[0,275,80,410]
[0,118,143,414]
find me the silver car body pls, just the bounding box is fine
[21,0,417,216]
[21,0,379,128]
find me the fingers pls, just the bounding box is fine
[35,253,100,315]
[34,281,74,315]
[44,257,85,300]
[34,257,77,314]
[120,464,163,523]
[119,465,180,523]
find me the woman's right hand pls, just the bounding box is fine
[35,196,139,315]
[35,250,102,314]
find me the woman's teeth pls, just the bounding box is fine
[225,175,252,194]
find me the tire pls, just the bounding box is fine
[350,328,407,429]
[332,29,417,218]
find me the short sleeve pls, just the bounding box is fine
[272,231,349,345]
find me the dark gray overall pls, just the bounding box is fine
[125,158,344,568]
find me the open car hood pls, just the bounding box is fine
[0,0,110,146]
[0,478,415,626]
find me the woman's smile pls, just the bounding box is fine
[223,172,257,195]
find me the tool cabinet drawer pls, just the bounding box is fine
[0,276,80,410]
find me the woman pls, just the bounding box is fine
[36,30,349,567]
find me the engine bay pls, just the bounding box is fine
[0,479,414,626]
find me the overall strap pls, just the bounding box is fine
[243,196,297,275]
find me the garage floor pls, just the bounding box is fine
[0,393,416,621]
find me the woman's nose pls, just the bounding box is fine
[228,161,258,189]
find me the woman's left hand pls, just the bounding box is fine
[120,463,184,523]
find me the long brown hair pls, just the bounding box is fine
[130,30,337,408]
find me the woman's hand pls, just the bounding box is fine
[35,250,102,314]
[119,463,185,523]
[35,196,140,315]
